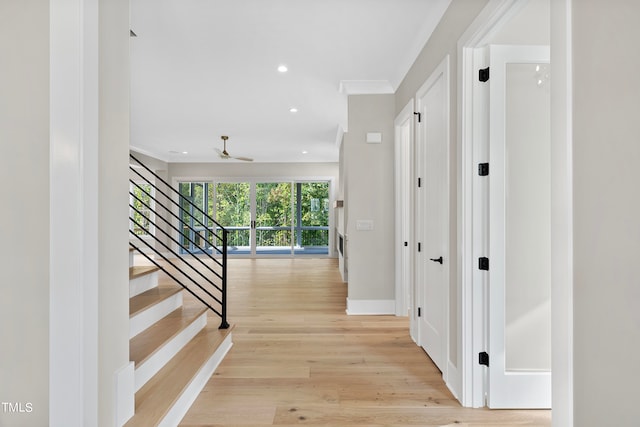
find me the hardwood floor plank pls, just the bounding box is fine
[178,259,550,426]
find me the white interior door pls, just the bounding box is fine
[395,100,414,319]
[416,57,449,374]
[486,44,551,408]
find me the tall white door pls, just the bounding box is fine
[415,57,449,374]
[394,101,414,319]
[485,45,551,408]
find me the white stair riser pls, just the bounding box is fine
[130,293,183,339]
[159,333,233,427]
[134,312,207,392]
[129,250,134,268]
[130,271,158,297]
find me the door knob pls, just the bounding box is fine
[429,256,443,264]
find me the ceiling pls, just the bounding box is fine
[130,0,452,163]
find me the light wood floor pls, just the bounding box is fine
[174,258,550,426]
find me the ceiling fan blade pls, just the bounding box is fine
[232,155,254,162]
[214,148,229,158]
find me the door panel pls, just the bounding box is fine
[487,45,551,408]
[255,182,293,255]
[294,182,330,255]
[416,57,449,374]
[215,182,251,254]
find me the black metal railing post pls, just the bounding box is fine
[220,228,230,329]
[129,154,230,329]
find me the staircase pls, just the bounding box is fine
[126,155,233,426]
[125,252,232,426]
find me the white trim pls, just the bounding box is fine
[50,0,99,425]
[457,0,533,408]
[414,54,451,385]
[129,271,159,297]
[346,298,396,315]
[446,360,461,400]
[550,0,573,424]
[130,292,183,339]
[388,0,453,89]
[394,99,414,317]
[159,333,233,427]
[115,362,135,427]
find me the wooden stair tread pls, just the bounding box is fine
[130,306,207,367]
[129,285,182,318]
[124,323,234,427]
[129,265,159,280]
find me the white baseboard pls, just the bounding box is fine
[160,333,234,427]
[345,298,395,315]
[446,360,461,402]
[115,361,135,427]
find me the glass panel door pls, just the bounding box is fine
[255,182,293,255]
[178,182,214,253]
[294,182,329,255]
[215,182,251,254]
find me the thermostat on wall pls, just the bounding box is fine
[366,132,382,144]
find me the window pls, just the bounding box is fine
[130,182,155,236]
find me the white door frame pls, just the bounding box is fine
[414,55,452,389]
[394,99,414,317]
[458,0,574,418]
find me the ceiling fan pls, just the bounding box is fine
[215,135,254,162]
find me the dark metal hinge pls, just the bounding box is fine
[418,177,422,188]
[478,163,489,176]
[479,67,490,82]
[479,351,489,366]
[418,242,422,252]
[478,257,489,271]
[414,112,422,123]
[418,307,422,317]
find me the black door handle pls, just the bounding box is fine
[429,256,443,264]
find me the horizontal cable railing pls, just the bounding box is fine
[129,154,229,329]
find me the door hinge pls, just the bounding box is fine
[414,112,422,123]
[479,67,490,82]
[418,307,422,317]
[418,242,422,252]
[404,241,408,247]
[479,351,490,366]
[251,220,256,229]
[418,177,422,188]
[478,257,489,271]
[478,163,489,176]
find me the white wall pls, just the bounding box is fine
[343,94,396,308]
[572,1,640,425]
[490,0,550,45]
[0,2,50,425]
[395,0,489,370]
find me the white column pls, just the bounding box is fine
[50,0,99,425]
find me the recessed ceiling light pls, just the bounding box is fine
[302,150,308,154]
[289,107,298,113]
[277,65,288,73]
[182,151,188,154]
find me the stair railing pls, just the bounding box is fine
[129,154,229,329]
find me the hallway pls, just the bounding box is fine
[178,258,550,426]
